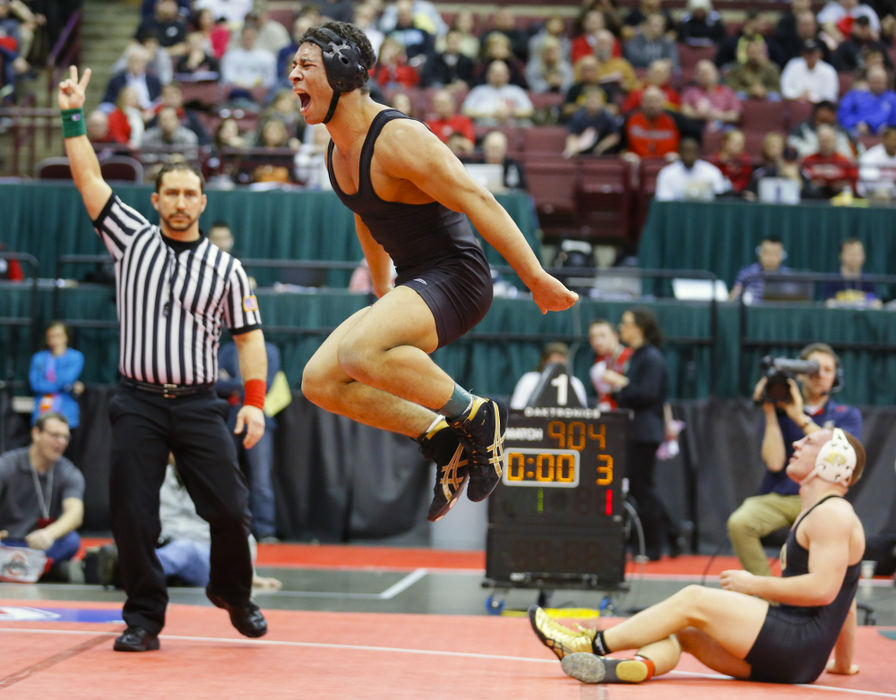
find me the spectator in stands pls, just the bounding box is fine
[621,58,681,113]
[0,412,85,582]
[858,124,896,199]
[371,35,419,90]
[588,319,632,411]
[680,60,742,132]
[821,238,882,306]
[293,123,332,189]
[261,87,307,144]
[7,0,40,62]
[510,342,587,409]
[425,88,475,150]
[525,35,574,94]
[150,82,210,144]
[174,30,220,80]
[774,0,830,66]
[788,99,856,158]
[213,115,247,151]
[135,0,188,57]
[564,86,621,157]
[562,54,607,121]
[724,38,782,101]
[86,109,113,144]
[818,0,881,45]
[190,7,229,61]
[379,0,447,39]
[100,44,162,112]
[480,129,527,192]
[386,0,435,69]
[837,64,896,137]
[727,343,861,576]
[115,25,174,87]
[780,38,839,103]
[622,0,676,40]
[655,136,729,201]
[461,59,534,127]
[438,8,478,61]
[624,12,679,70]
[481,7,529,63]
[473,31,528,89]
[744,134,806,201]
[0,0,25,101]
[140,104,199,161]
[139,0,190,20]
[570,7,620,65]
[420,27,475,90]
[107,86,146,149]
[801,124,859,198]
[354,3,384,59]
[528,13,572,65]
[621,84,680,162]
[590,29,639,103]
[677,0,726,47]
[251,2,291,58]
[29,321,84,430]
[831,14,893,72]
[254,117,297,150]
[220,22,277,97]
[729,235,792,302]
[390,91,414,117]
[709,129,753,194]
[192,0,253,26]
[714,11,782,70]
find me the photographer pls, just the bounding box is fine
[727,343,861,575]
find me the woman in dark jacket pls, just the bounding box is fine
[607,308,681,560]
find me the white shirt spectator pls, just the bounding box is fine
[655,158,729,200]
[378,0,448,37]
[780,57,839,102]
[462,83,534,125]
[221,44,277,89]
[858,143,896,197]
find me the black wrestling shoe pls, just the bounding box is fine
[528,606,597,660]
[561,653,650,684]
[419,418,469,522]
[113,625,160,652]
[448,397,507,502]
[206,589,268,638]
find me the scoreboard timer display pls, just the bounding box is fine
[485,406,630,588]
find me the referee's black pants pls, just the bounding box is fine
[108,386,253,635]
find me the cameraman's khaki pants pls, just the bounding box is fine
[727,493,803,576]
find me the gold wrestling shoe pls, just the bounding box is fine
[419,418,469,522]
[448,397,507,502]
[528,606,597,660]
[561,653,651,684]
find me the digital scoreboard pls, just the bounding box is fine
[485,406,630,589]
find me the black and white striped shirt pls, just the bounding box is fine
[93,193,261,386]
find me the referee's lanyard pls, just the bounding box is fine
[31,466,54,528]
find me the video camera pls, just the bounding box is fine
[760,356,819,403]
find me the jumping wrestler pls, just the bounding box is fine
[290,22,578,522]
[530,427,865,685]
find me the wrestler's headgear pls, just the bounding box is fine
[302,27,368,124]
[808,428,857,487]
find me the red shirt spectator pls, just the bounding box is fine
[621,85,681,114]
[427,114,475,144]
[801,123,859,197]
[623,86,681,159]
[709,130,753,193]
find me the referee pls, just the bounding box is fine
[58,66,269,652]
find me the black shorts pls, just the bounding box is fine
[745,606,833,684]
[399,250,493,348]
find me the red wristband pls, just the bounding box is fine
[244,378,266,410]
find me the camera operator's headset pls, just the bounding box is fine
[799,342,843,394]
[302,27,369,124]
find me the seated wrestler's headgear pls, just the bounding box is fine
[808,428,857,487]
[302,26,368,124]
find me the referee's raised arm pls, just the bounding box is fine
[58,65,111,220]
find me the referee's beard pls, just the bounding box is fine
[160,212,200,238]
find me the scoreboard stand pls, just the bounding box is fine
[483,406,630,614]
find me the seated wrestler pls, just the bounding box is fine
[530,427,864,685]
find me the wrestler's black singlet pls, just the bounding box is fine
[327,109,493,347]
[745,495,862,683]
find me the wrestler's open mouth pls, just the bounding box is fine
[297,92,310,112]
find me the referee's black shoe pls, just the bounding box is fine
[419,418,469,522]
[113,625,160,652]
[448,397,507,502]
[206,589,268,638]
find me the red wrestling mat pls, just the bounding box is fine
[0,601,893,699]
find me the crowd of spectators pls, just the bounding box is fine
[17,0,896,201]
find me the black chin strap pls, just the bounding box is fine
[322,90,341,124]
